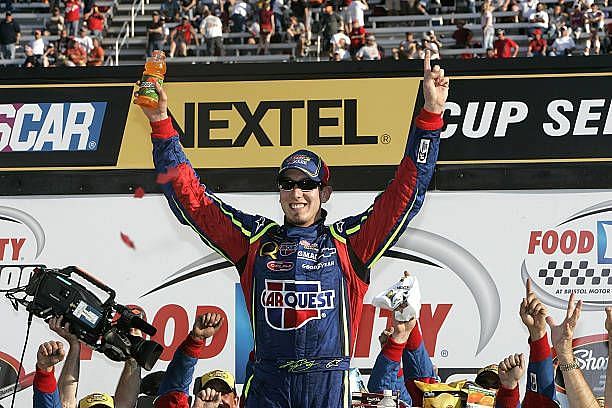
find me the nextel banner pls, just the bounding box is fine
[0,86,131,168]
[439,75,612,163]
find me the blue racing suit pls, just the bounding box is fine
[368,324,437,407]
[155,335,204,408]
[32,367,61,408]
[150,109,443,408]
[495,333,559,408]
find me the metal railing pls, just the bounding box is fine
[131,0,148,37]
[114,21,130,65]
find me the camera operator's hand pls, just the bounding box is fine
[498,353,525,390]
[37,341,65,372]
[191,313,223,341]
[520,278,548,341]
[193,388,222,408]
[134,80,168,123]
[49,316,79,346]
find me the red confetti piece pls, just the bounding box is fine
[120,232,136,249]
[156,167,179,184]
[133,186,145,198]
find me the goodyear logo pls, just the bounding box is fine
[261,279,335,330]
[0,102,106,152]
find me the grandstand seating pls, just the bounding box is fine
[0,0,609,65]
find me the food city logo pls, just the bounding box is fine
[261,279,335,330]
[0,206,45,266]
[522,201,612,311]
[0,102,106,152]
[554,334,609,396]
[143,227,500,356]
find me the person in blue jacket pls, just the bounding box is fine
[495,278,560,408]
[136,50,448,408]
[155,312,237,408]
[368,314,437,406]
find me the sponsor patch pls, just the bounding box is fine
[266,260,293,272]
[259,241,279,260]
[261,279,335,330]
[280,242,298,257]
[417,139,430,163]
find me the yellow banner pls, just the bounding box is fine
[1,77,420,170]
[123,77,420,169]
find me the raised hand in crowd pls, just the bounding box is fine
[36,341,66,372]
[520,278,548,341]
[191,312,224,341]
[546,293,599,408]
[497,353,525,391]
[48,316,80,407]
[193,388,222,408]
[379,317,417,348]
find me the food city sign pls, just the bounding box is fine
[522,200,612,311]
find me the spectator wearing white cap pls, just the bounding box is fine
[356,34,381,60]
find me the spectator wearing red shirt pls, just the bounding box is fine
[84,5,105,38]
[527,28,547,56]
[258,0,275,54]
[65,38,87,66]
[64,0,82,36]
[494,29,519,58]
[169,16,199,57]
[452,20,473,48]
[87,36,104,65]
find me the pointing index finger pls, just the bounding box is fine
[424,49,431,73]
[526,278,532,298]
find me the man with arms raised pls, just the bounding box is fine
[136,52,448,407]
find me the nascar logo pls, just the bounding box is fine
[261,279,335,330]
[0,102,106,152]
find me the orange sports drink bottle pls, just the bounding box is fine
[135,50,167,108]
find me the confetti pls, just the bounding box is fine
[120,232,136,249]
[156,167,179,184]
[133,186,145,198]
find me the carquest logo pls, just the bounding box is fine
[522,201,612,311]
[0,102,106,152]
[261,279,335,331]
[0,206,45,263]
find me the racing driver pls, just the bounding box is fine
[135,51,449,408]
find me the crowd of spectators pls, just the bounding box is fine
[30,277,611,408]
[0,0,107,67]
[2,0,612,64]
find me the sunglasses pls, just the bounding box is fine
[277,178,321,192]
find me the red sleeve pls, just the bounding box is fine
[496,386,520,408]
[179,334,205,358]
[382,337,405,362]
[151,117,175,139]
[33,367,57,394]
[154,392,191,408]
[415,109,444,131]
[528,333,551,363]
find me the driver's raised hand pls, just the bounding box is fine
[422,50,449,114]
